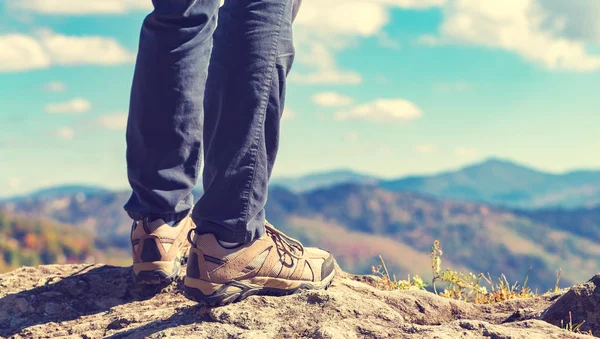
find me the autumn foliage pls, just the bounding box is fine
[0,212,98,273]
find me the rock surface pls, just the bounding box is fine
[0,264,594,338]
[541,274,600,334]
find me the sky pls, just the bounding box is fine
[1,0,599,197]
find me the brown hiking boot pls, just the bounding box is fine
[183,221,336,305]
[131,216,194,284]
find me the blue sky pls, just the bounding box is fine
[1,0,599,196]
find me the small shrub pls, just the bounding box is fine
[374,240,540,304]
[371,255,427,291]
[430,239,535,304]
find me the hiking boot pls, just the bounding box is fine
[131,216,194,284]
[183,222,336,305]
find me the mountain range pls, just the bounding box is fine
[270,169,378,192]
[380,158,600,209]
[270,158,600,209]
[265,184,600,289]
[0,185,111,203]
[8,158,599,210]
[3,178,600,290]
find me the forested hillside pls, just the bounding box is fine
[0,212,128,273]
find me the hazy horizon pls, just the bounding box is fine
[3,156,600,198]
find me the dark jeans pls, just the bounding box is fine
[124,0,301,243]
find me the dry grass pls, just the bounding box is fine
[430,239,536,304]
[374,240,545,304]
[372,240,597,337]
[561,311,593,336]
[371,255,426,291]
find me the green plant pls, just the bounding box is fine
[371,255,427,291]
[376,239,567,304]
[561,311,592,336]
[429,240,535,304]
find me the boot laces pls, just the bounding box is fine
[265,221,304,260]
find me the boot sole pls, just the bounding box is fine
[133,250,189,285]
[183,270,336,306]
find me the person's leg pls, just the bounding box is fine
[125,0,221,284]
[184,0,336,304]
[124,0,220,223]
[191,0,302,243]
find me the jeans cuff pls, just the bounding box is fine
[126,210,190,223]
[192,219,265,243]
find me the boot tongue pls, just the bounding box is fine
[150,217,182,227]
[143,218,167,234]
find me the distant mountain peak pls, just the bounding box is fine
[465,157,536,171]
[4,184,111,202]
[271,169,379,192]
[381,157,600,209]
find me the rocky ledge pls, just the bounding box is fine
[0,264,598,338]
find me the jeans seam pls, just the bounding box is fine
[183,0,200,17]
[240,0,289,228]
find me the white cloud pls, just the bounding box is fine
[293,0,446,85]
[55,127,75,140]
[312,92,354,107]
[10,0,151,15]
[292,2,374,85]
[97,113,128,130]
[292,71,363,85]
[421,0,600,71]
[39,30,133,66]
[43,81,66,92]
[0,31,133,73]
[46,98,91,114]
[13,0,444,16]
[296,0,445,38]
[417,35,441,46]
[291,40,362,85]
[415,144,437,154]
[454,147,478,158]
[296,2,389,38]
[0,34,51,72]
[336,98,423,122]
[540,0,600,44]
